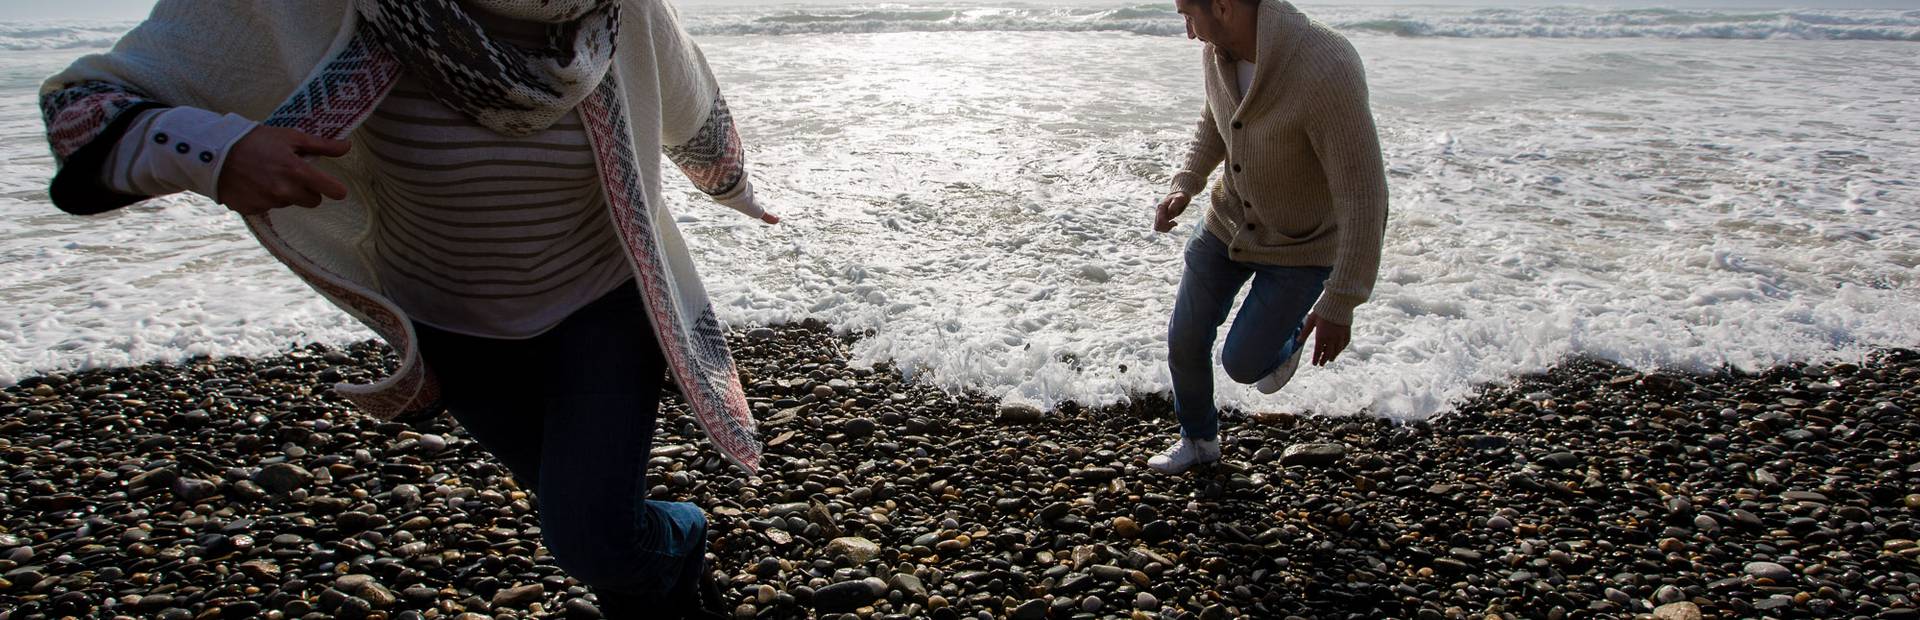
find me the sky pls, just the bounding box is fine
[0,0,1913,21]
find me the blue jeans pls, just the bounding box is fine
[413,282,707,614]
[1168,229,1331,440]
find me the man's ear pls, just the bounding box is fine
[1211,0,1233,22]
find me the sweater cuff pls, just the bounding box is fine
[714,179,765,219]
[1310,293,1365,326]
[1171,171,1207,198]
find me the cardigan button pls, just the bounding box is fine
[1231,121,1243,129]
[175,143,191,154]
[1247,223,1258,231]
[1232,164,1242,173]
[153,133,168,144]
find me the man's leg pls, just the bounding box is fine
[530,283,709,617]
[1166,229,1253,441]
[1218,265,1332,386]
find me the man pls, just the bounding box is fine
[40,0,775,616]
[1147,0,1388,474]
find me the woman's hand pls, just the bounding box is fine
[215,127,351,216]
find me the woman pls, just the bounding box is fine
[40,0,775,616]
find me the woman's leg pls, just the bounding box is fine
[530,283,709,615]
[413,322,547,487]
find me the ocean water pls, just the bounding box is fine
[2,3,1917,420]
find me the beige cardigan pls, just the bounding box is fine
[1171,0,1388,326]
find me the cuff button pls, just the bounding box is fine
[199,151,215,163]
[175,142,191,154]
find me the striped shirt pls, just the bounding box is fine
[359,75,630,339]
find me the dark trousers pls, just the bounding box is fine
[413,282,707,616]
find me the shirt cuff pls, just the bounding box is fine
[714,180,765,219]
[109,106,259,203]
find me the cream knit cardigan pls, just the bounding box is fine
[1172,0,1389,326]
[41,0,764,472]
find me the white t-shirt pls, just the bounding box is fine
[1236,60,1256,97]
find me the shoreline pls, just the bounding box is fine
[1,324,1916,619]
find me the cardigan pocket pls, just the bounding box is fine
[1250,210,1335,248]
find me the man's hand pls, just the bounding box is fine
[1299,313,1350,366]
[215,127,351,216]
[1153,191,1191,232]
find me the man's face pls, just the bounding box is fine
[1174,0,1225,45]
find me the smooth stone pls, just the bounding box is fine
[1141,521,1173,542]
[1011,599,1048,620]
[888,573,927,599]
[813,580,880,612]
[1054,574,1094,595]
[563,598,602,618]
[997,403,1044,424]
[1537,452,1580,469]
[254,463,313,494]
[492,583,543,608]
[1744,561,1795,583]
[825,537,881,565]
[1280,443,1347,467]
[171,477,219,502]
[842,417,876,440]
[1652,602,1701,620]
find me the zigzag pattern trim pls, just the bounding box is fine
[247,32,436,419]
[582,80,760,474]
[264,34,404,140]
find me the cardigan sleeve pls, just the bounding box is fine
[1172,101,1226,198]
[1302,46,1389,326]
[41,79,171,215]
[648,1,764,220]
[40,0,306,216]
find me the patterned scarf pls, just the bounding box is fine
[355,0,620,136]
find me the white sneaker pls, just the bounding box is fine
[1146,436,1221,474]
[1255,346,1306,395]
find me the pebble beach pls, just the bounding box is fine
[1,324,1916,620]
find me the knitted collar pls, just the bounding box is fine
[355,0,620,136]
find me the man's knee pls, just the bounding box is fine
[1219,342,1271,385]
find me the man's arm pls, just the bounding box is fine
[1302,50,1388,328]
[1171,102,1226,199]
